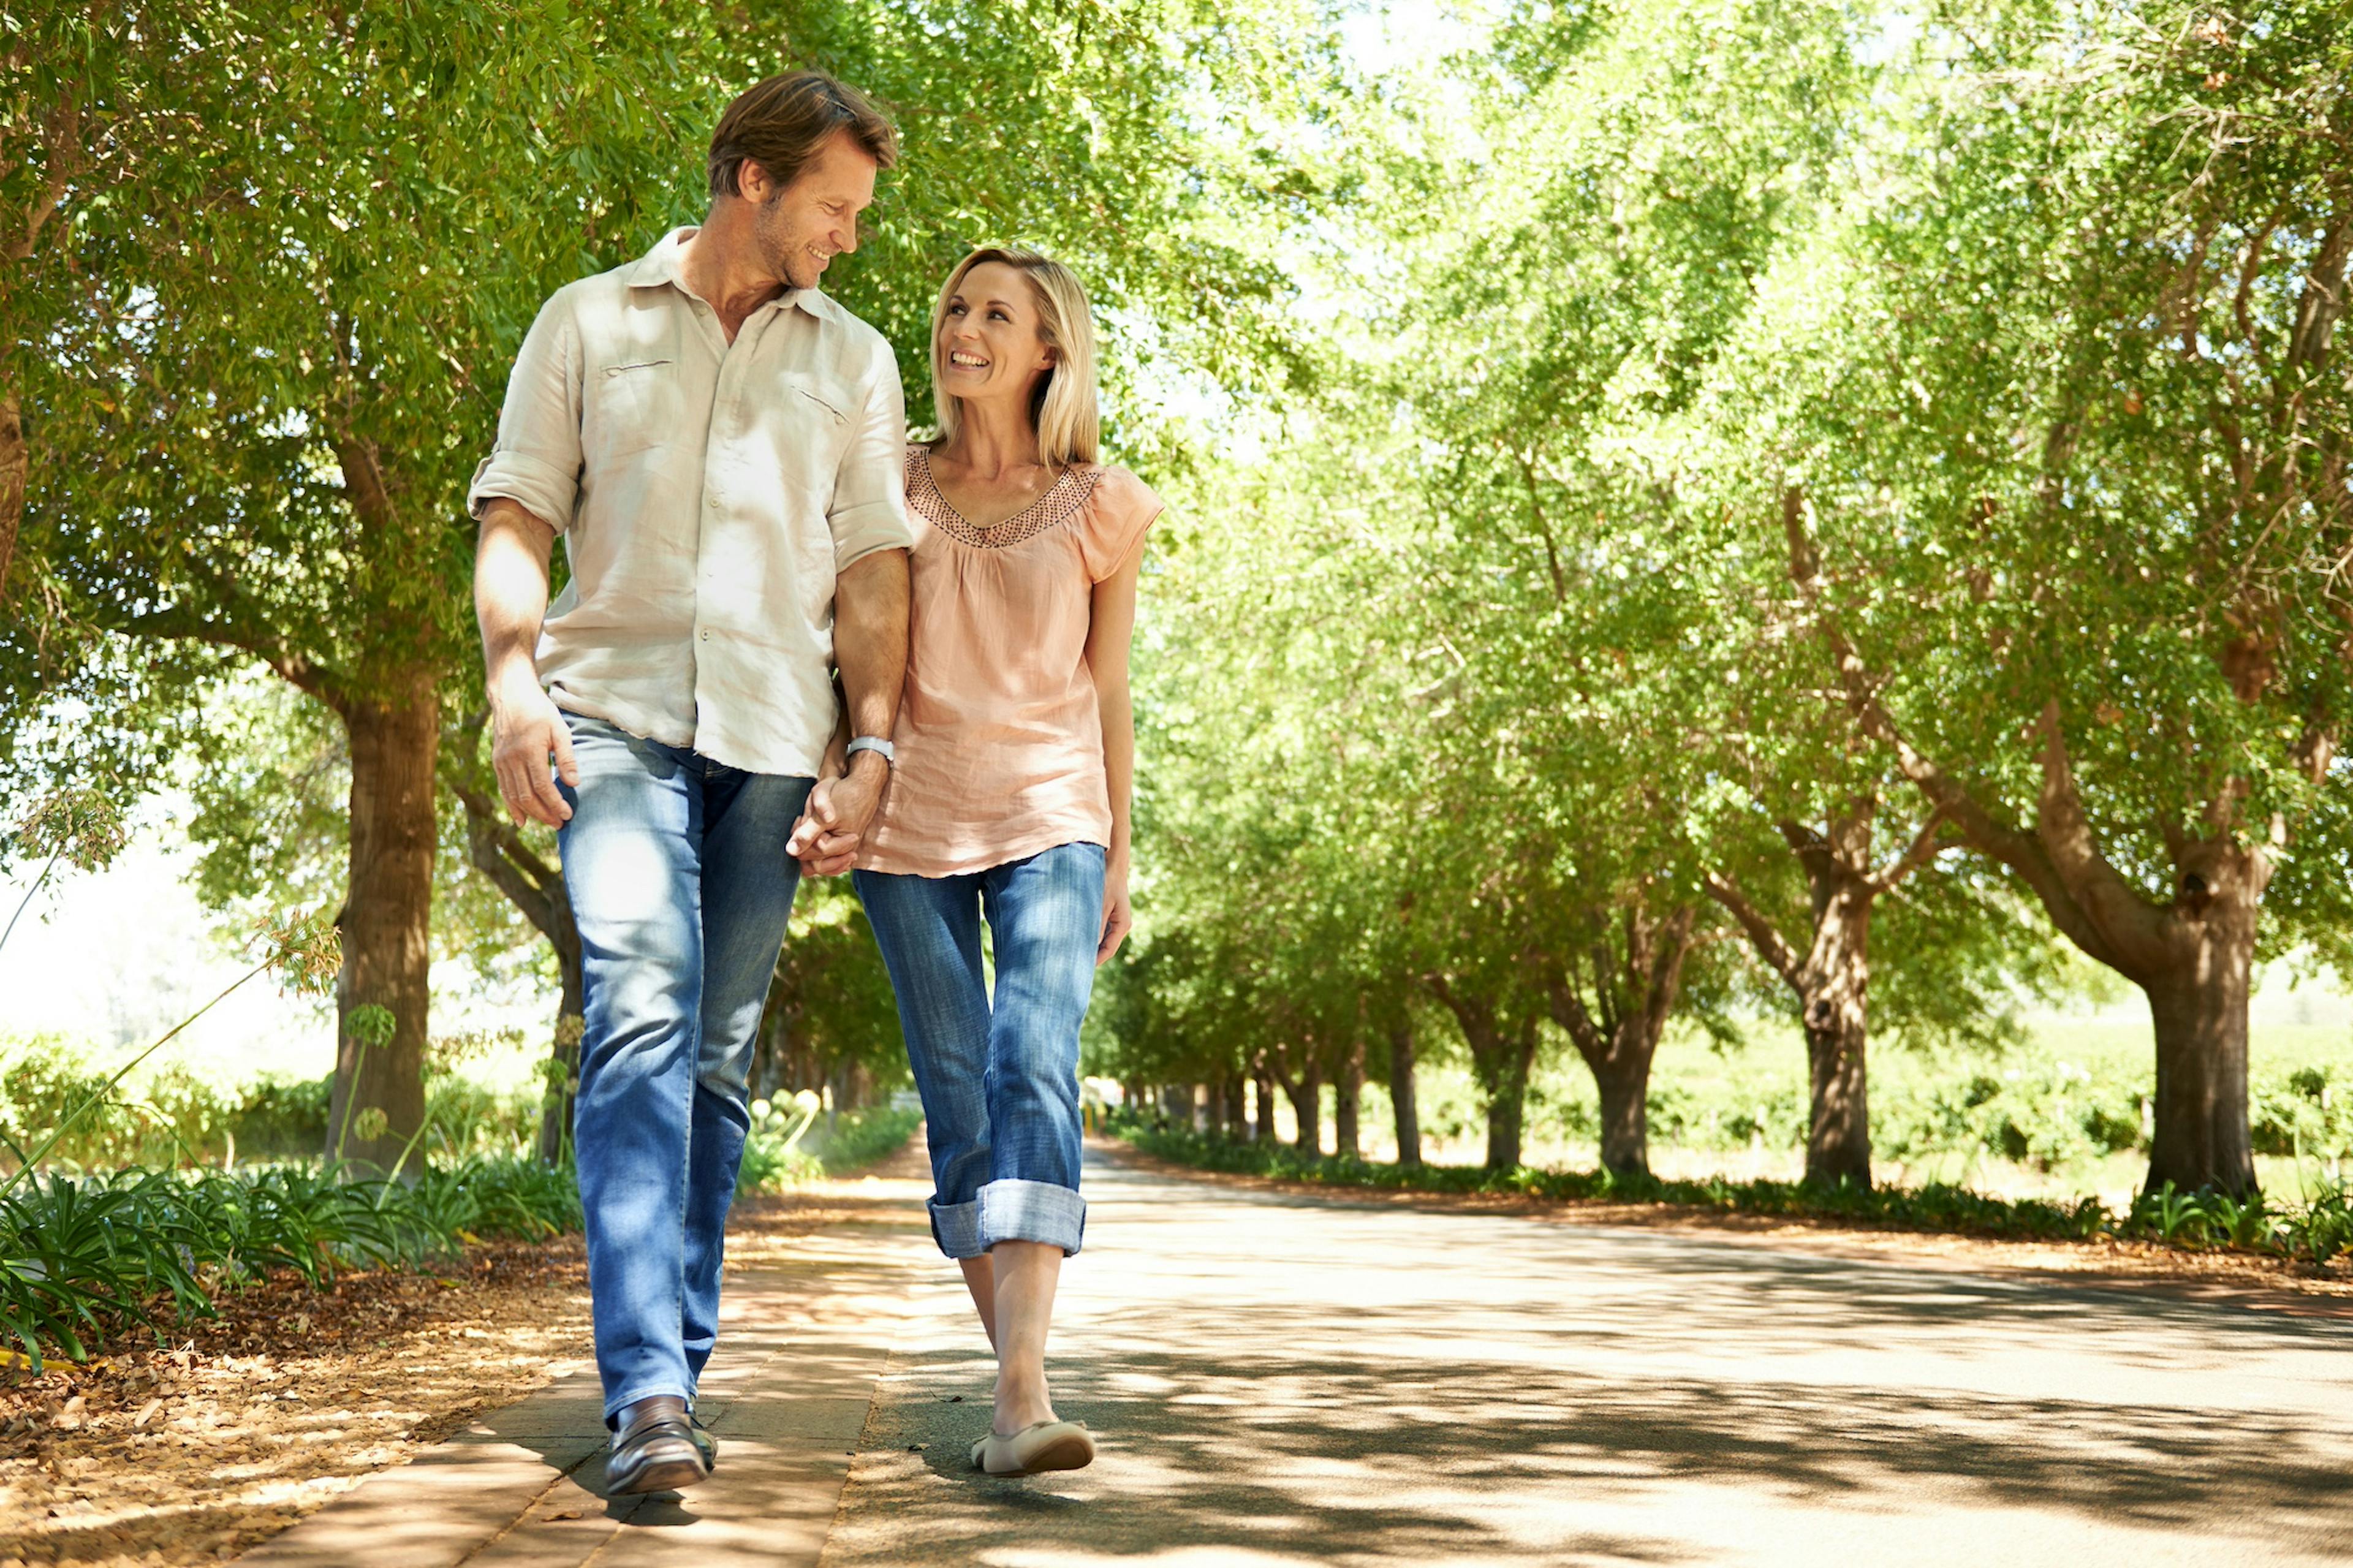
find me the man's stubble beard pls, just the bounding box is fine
[757,196,822,292]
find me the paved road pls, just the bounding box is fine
[824,1149,2353,1567]
[246,1142,2353,1567]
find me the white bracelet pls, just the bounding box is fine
[846,735,895,767]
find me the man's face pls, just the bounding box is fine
[750,130,879,290]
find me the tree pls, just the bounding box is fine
[1711,0,2353,1194]
[15,6,703,1172]
[10,0,1333,1174]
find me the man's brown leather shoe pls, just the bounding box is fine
[605,1395,710,1494]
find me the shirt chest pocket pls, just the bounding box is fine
[776,371,856,493]
[587,358,681,459]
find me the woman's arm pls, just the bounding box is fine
[1085,535,1148,964]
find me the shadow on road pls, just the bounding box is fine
[816,1156,2353,1567]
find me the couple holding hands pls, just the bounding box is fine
[469,70,1156,1491]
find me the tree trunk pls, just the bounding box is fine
[2141,907,2258,1195]
[1388,1020,1421,1168]
[1545,904,1697,1181]
[1800,884,1872,1188]
[536,960,584,1166]
[1427,981,1537,1174]
[0,384,23,596]
[1478,1023,1538,1174]
[1290,1058,1322,1156]
[327,676,439,1178]
[1334,1036,1364,1160]
[1485,1085,1525,1173]
[1592,1051,1650,1177]
[1253,1065,1276,1143]
[1708,817,1885,1191]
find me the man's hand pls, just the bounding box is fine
[1097,852,1134,966]
[787,752,888,876]
[475,497,568,824]
[491,676,578,826]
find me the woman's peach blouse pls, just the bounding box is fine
[855,444,1162,878]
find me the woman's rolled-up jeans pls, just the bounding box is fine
[854,843,1104,1258]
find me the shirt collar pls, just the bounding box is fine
[624,225,843,324]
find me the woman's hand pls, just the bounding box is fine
[1097,853,1133,965]
[788,753,887,876]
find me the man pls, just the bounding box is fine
[469,71,911,1494]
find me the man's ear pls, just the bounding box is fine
[737,158,773,202]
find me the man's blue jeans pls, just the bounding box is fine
[854,843,1104,1259]
[556,713,811,1425]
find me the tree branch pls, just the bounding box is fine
[1636,905,1697,1043]
[1868,809,1947,894]
[1534,951,1609,1070]
[2031,702,2173,974]
[113,605,336,703]
[1780,483,2129,971]
[1702,870,1803,992]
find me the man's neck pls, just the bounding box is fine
[676,206,789,340]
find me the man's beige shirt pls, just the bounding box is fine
[468,227,913,776]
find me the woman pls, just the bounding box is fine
[832,246,1159,1476]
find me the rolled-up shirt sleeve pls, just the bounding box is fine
[468,290,583,530]
[826,350,914,570]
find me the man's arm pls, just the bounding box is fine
[475,497,577,826]
[787,546,909,871]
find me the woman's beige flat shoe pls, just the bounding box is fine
[971,1420,1095,1477]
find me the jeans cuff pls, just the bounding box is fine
[977,1178,1086,1257]
[930,1197,984,1260]
[602,1379,694,1429]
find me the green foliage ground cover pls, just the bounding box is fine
[0,1047,920,1368]
[0,1156,579,1369]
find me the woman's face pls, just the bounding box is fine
[939,261,1056,414]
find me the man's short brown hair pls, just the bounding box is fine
[708,71,897,200]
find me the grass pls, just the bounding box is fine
[1115,1124,2353,1266]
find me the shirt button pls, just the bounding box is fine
[700,630,711,642]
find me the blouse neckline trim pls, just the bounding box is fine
[909,445,1104,550]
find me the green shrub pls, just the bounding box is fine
[2115,1180,2353,1263]
[1120,1126,2110,1242]
[1875,1060,2146,1172]
[421,1076,542,1159]
[2251,1065,2353,1161]
[224,1074,332,1161]
[735,1097,920,1196]
[0,1154,584,1367]
[805,1105,923,1175]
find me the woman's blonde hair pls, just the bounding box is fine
[929,246,1101,468]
